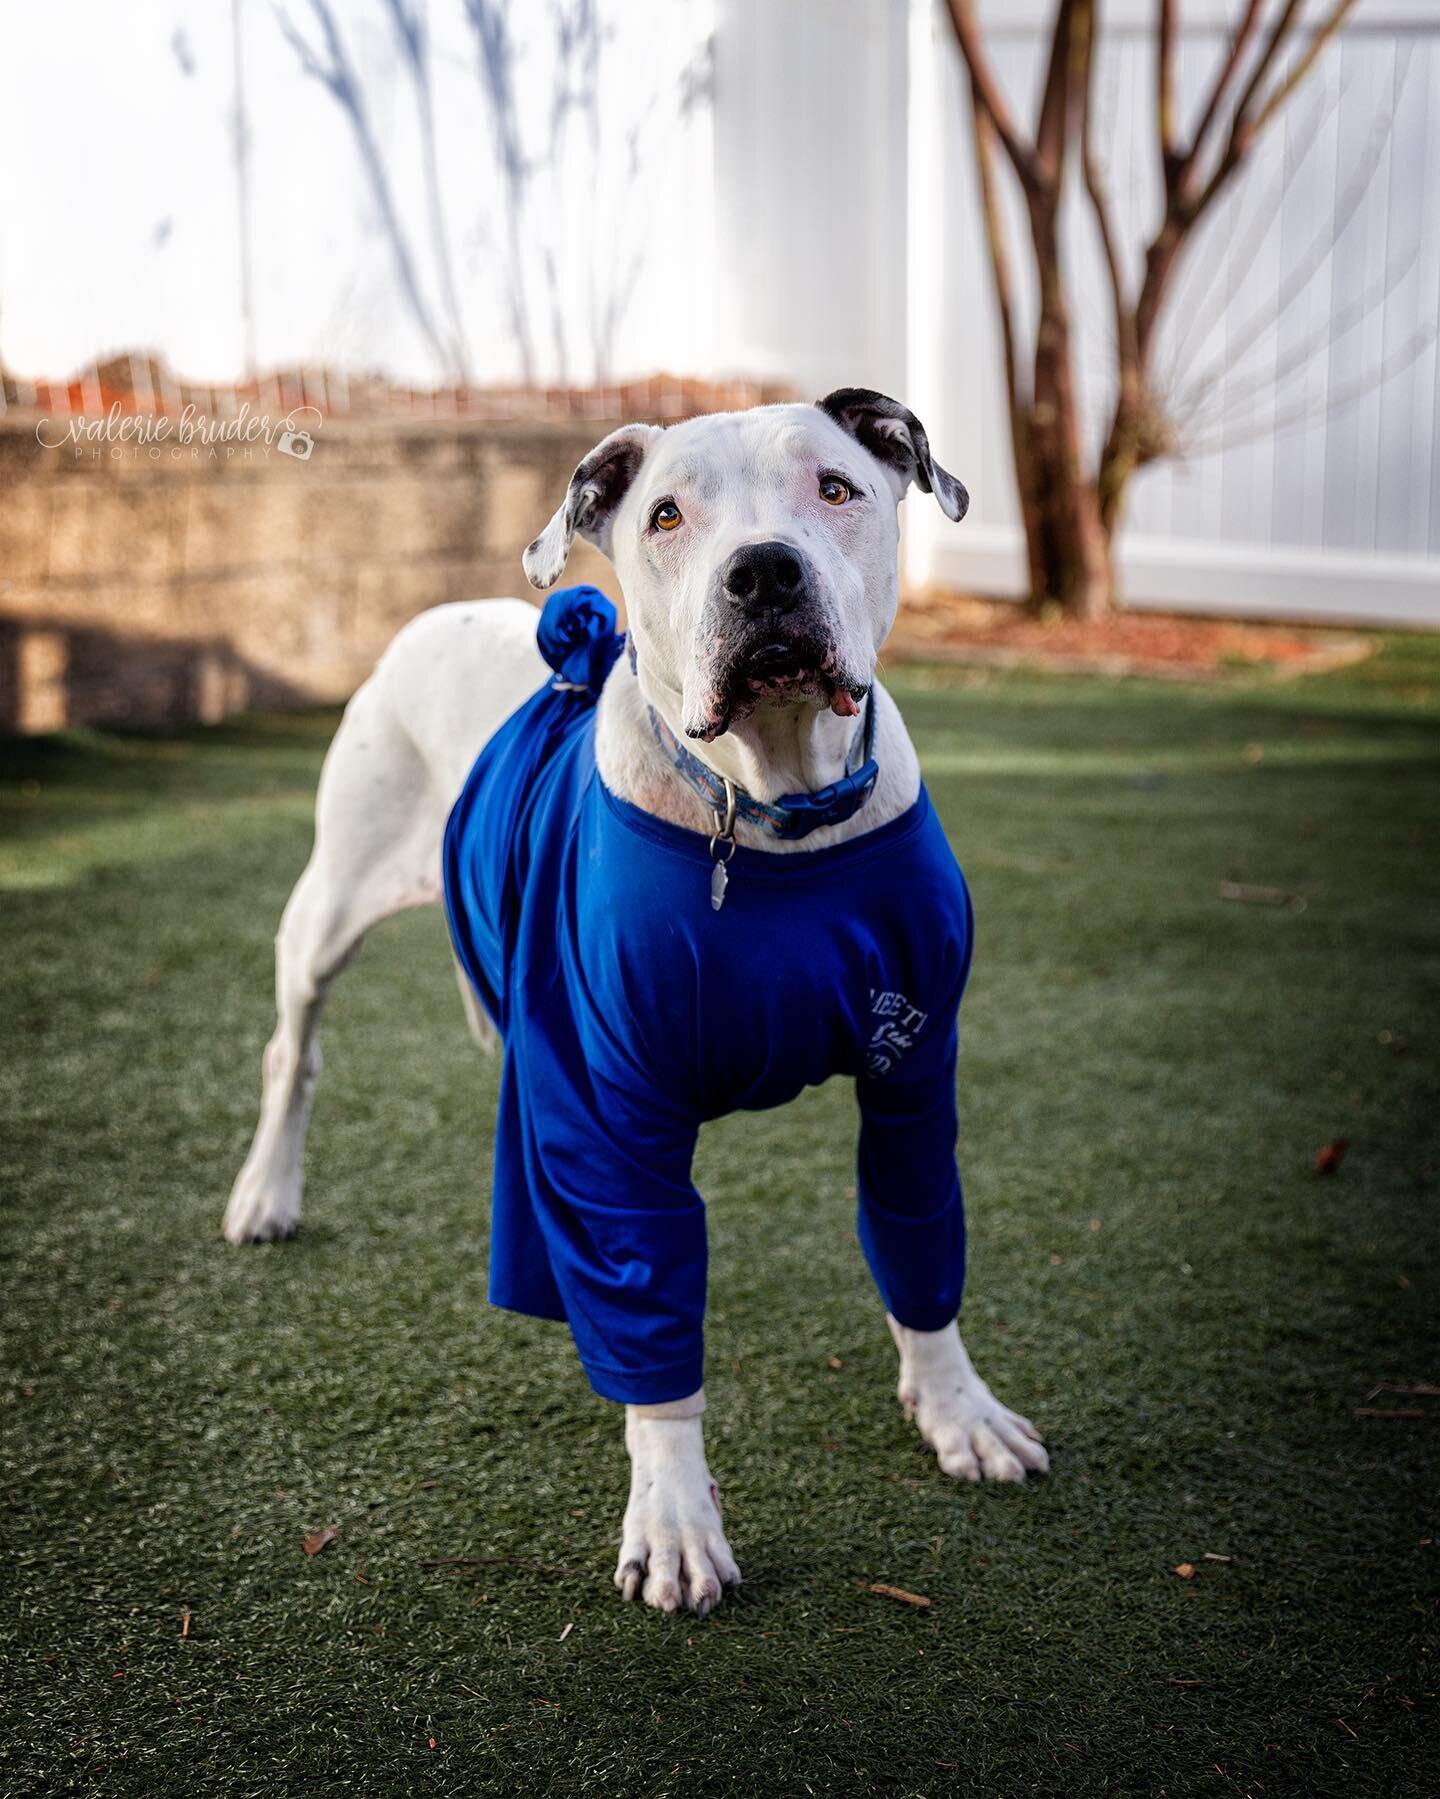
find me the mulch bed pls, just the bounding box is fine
[888,590,1376,680]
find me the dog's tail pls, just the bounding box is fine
[452,954,500,1053]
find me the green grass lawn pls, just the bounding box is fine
[2,640,1437,1797]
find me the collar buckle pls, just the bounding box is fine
[708,778,738,911]
[710,776,737,847]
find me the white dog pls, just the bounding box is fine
[224,389,1048,1617]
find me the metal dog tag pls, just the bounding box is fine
[710,859,729,911]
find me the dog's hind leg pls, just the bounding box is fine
[222,673,447,1244]
[223,598,544,1243]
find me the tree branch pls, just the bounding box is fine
[274,0,453,379]
[1188,0,1356,229]
[1228,0,1307,139]
[1250,0,1358,137]
[1082,50,1132,365]
[1157,0,1180,178]
[1085,3,1150,526]
[1182,0,1264,185]
[1035,0,1081,182]
[970,83,1027,413]
[943,0,1039,191]
[1188,0,1315,219]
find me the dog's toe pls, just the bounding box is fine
[709,1536,742,1591]
[937,1441,982,1482]
[971,1424,1026,1483]
[615,1557,647,1602]
[685,1564,721,1618]
[640,1542,683,1612]
[995,1416,1050,1474]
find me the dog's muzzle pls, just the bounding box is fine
[684,542,867,740]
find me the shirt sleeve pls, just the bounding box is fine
[488,1005,707,1407]
[854,1009,967,1331]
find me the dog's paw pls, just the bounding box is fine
[888,1315,1049,1484]
[616,1417,741,1616]
[221,1162,299,1245]
[614,1494,740,1617]
[903,1373,1049,1483]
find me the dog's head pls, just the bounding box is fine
[523,389,967,742]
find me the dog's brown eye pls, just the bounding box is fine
[652,500,682,531]
[819,477,851,506]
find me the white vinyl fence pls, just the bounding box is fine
[902,0,1440,625]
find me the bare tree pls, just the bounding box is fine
[383,0,474,383]
[946,0,1356,618]
[276,0,460,382]
[460,0,537,385]
[275,0,704,388]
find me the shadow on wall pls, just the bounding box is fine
[0,617,315,734]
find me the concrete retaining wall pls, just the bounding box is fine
[0,418,615,733]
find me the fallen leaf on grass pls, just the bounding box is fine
[866,1582,931,1608]
[1219,880,1306,911]
[1174,1563,1196,1580]
[1314,1140,1349,1175]
[302,1526,339,1557]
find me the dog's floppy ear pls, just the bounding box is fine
[523,423,661,589]
[817,388,968,522]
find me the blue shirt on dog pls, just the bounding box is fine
[443,586,974,1405]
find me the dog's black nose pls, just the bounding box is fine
[720,541,806,617]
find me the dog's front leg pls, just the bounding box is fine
[615,1392,740,1616]
[888,1316,1050,1483]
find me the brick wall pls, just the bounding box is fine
[0,417,617,733]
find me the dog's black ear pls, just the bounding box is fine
[817,388,968,522]
[523,423,661,589]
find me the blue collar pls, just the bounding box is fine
[530,583,880,844]
[644,680,879,843]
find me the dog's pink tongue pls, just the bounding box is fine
[830,690,860,718]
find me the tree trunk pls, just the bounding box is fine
[1017,442,1115,619]
[1014,206,1116,619]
